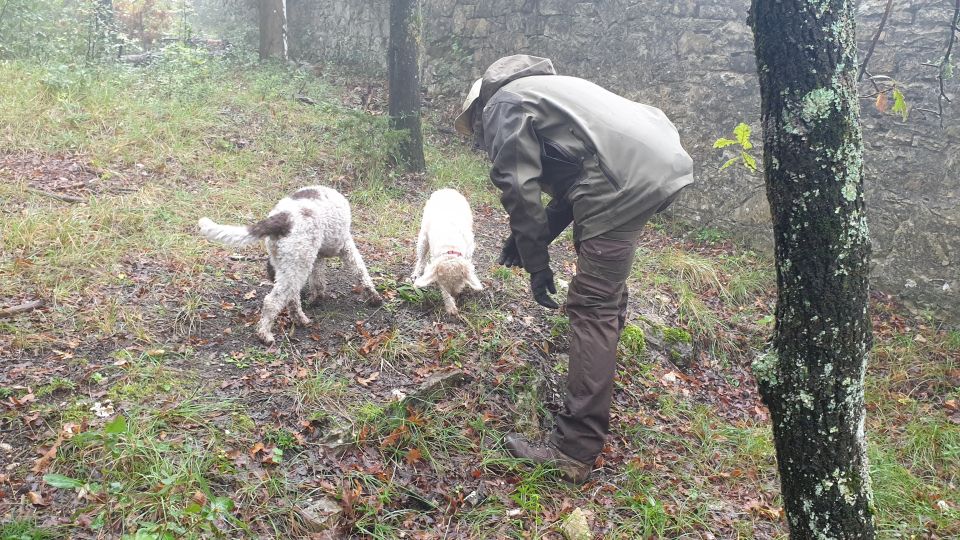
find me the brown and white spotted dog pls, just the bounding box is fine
[198,185,382,345]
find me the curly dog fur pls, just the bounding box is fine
[198,185,382,345]
[410,189,483,316]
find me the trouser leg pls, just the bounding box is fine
[550,233,639,464]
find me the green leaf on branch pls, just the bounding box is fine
[734,122,753,150]
[719,157,739,171]
[741,152,758,172]
[891,88,908,121]
[713,137,737,149]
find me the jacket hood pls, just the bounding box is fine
[479,55,557,104]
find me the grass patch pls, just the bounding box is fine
[49,399,242,537]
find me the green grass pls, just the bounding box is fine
[3,52,958,540]
[49,399,243,537]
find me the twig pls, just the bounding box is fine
[0,300,44,319]
[935,0,960,128]
[27,188,86,203]
[914,107,942,116]
[858,0,895,82]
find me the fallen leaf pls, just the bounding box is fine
[380,425,408,449]
[243,289,257,300]
[249,442,265,456]
[9,393,36,407]
[27,491,47,506]
[356,371,380,387]
[405,447,422,465]
[192,491,208,506]
[32,444,59,474]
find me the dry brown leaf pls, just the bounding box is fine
[192,491,208,506]
[27,491,47,506]
[243,289,257,300]
[10,393,36,407]
[405,447,422,465]
[380,425,408,449]
[356,371,380,387]
[359,332,391,355]
[249,442,265,456]
[32,444,58,474]
[875,92,889,113]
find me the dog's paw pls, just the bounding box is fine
[365,293,384,307]
[258,332,276,346]
[444,307,460,318]
[297,315,312,326]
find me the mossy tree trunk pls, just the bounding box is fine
[388,0,426,173]
[749,1,875,538]
[258,0,287,61]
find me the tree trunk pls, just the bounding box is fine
[87,0,114,60]
[749,2,875,538]
[388,0,426,173]
[258,0,287,61]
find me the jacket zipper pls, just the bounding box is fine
[597,158,621,191]
[568,128,622,191]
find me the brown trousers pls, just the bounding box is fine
[549,231,640,463]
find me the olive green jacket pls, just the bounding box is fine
[478,55,694,273]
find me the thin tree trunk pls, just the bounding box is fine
[258,0,287,61]
[388,0,426,173]
[749,1,875,538]
[0,1,11,42]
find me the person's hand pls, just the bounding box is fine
[497,234,522,267]
[530,268,559,309]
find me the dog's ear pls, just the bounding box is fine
[466,265,484,291]
[414,262,438,288]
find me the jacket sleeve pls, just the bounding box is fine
[545,196,574,241]
[483,96,551,273]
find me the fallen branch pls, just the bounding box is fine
[0,300,44,319]
[27,188,86,204]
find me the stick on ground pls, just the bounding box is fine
[0,300,44,318]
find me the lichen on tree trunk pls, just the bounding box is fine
[388,0,426,173]
[748,1,875,538]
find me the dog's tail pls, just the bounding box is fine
[197,212,292,247]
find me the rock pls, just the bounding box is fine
[561,507,591,540]
[406,369,473,404]
[626,316,697,370]
[295,496,342,533]
[317,424,355,456]
[464,486,487,507]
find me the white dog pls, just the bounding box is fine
[198,185,382,345]
[410,188,483,316]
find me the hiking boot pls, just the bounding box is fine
[504,433,592,484]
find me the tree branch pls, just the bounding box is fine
[0,300,44,319]
[27,188,87,203]
[858,0,894,82]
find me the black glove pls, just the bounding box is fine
[498,234,523,267]
[530,268,559,309]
